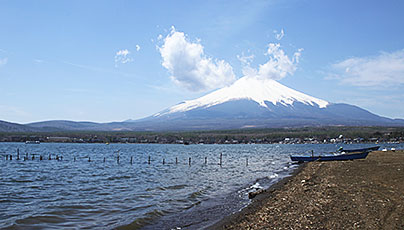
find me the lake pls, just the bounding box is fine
[0,142,402,229]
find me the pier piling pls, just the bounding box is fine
[219,153,223,166]
[148,156,151,164]
[205,157,207,165]
[189,157,191,166]
[175,157,178,164]
[163,158,165,165]
[130,156,133,165]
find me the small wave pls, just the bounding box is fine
[107,175,132,180]
[269,173,279,179]
[188,190,205,199]
[165,184,187,190]
[15,214,66,225]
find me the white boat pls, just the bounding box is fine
[25,141,40,144]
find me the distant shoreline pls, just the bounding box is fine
[208,150,404,229]
[1,126,403,144]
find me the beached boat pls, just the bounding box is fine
[339,146,379,153]
[290,151,369,163]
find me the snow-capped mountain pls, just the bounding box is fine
[154,76,328,117]
[133,76,402,130]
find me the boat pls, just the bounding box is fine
[25,141,40,144]
[290,151,369,163]
[339,146,379,153]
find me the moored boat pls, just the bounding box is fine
[290,151,369,163]
[339,146,379,153]
[25,141,40,144]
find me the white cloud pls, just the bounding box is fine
[114,49,133,67]
[237,53,257,77]
[0,57,8,66]
[136,45,141,51]
[274,29,285,41]
[257,43,302,80]
[329,49,404,87]
[159,27,236,92]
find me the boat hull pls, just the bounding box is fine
[341,146,379,153]
[290,151,369,162]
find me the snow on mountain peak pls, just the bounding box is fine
[156,76,328,116]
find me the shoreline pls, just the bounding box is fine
[207,162,307,229]
[208,150,404,229]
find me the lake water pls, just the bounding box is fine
[0,142,402,229]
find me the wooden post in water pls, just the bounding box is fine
[88,157,91,162]
[17,148,20,160]
[148,156,151,164]
[189,157,191,166]
[103,157,105,163]
[74,156,76,162]
[32,154,35,160]
[26,152,28,159]
[246,157,248,166]
[130,156,133,165]
[205,157,207,165]
[163,158,165,165]
[219,153,222,166]
[175,157,178,164]
[49,154,51,160]
[10,155,12,160]
[40,155,43,161]
[117,155,120,164]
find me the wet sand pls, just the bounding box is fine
[209,150,404,229]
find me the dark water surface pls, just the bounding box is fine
[0,143,402,229]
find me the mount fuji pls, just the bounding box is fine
[20,76,403,132]
[127,76,403,130]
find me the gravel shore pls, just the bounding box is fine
[209,150,404,229]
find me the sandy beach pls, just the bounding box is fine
[209,150,404,229]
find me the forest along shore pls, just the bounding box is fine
[209,150,404,229]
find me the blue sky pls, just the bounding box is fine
[1,0,404,123]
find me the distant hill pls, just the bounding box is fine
[0,120,39,132]
[27,120,102,131]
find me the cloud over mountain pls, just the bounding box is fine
[257,43,302,81]
[159,27,236,92]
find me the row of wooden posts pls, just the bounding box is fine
[3,149,250,166]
